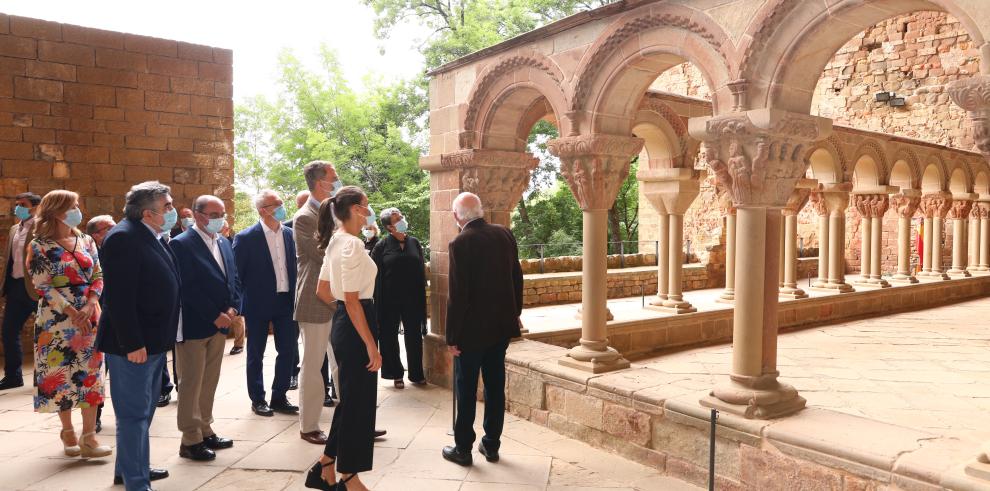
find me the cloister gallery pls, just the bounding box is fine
[418,1,990,489]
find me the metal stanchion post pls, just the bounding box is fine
[709,408,718,491]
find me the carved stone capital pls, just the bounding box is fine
[548,134,645,211]
[439,149,538,212]
[852,194,888,219]
[920,192,953,220]
[782,180,815,216]
[890,194,921,219]
[948,75,990,156]
[950,199,974,220]
[808,192,828,217]
[688,109,832,207]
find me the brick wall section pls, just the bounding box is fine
[0,14,234,358]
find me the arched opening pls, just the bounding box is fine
[808,148,841,184]
[922,163,944,193]
[975,171,990,197]
[852,156,881,191]
[890,160,917,191]
[949,167,971,194]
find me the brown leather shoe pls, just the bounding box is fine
[300,431,327,445]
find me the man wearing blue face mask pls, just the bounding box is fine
[170,207,194,239]
[233,190,301,417]
[168,195,241,462]
[97,181,180,490]
[0,192,41,390]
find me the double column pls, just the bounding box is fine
[547,134,644,373]
[918,192,952,281]
[690,108,831,419]
[948,195,977,277]
[779,181,815,299]
[810,183,855,293]
[641,168,702,314]
[717,191,736,302]
[889,191,921,284]
[851,190,895,288]
[974,201,990,274]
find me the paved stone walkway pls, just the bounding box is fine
[0,339,700,490]
[638,295,990,443]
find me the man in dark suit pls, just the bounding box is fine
[169,206,194,239]
[0,192,41,390]
[442,192,523,467]
[169,195,240,462]
[233,190,300,417]
[97,181,180,491]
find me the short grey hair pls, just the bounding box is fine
[85,215,114,235]
[193,195,224,213]
[452,192,484,221]
[379,207,401,228]
[123,181,171,221]
[303,160,333,192]
[253,189,280,211]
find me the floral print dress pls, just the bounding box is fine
[28,235,104,412]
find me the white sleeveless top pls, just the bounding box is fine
[319,231,377,300]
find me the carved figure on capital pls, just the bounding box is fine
[948,75,990,156]
[439,149,538,212]
[809,192,828,217]
[976,203,990,220]
[920,194,952,219]
[871,195,890,218]
[890,194,920,219]
[950,200,974,220]
[782,188,811,217]
[852,194,874,219]
[547,135,645,210]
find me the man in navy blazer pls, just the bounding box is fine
[169,195,241,462]
[233,190,301,417]
[97,181,180,491]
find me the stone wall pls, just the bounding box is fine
[0,14,234,358]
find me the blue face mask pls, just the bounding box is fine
[206,217,226,235]
[273,206,287,222]
[181,217,195,229]
[365,205,376,227]
[160,208,178,233]
[394,219,408,234]
[331,180,343,196]
[14,205,31,221]
[62,208,83,229]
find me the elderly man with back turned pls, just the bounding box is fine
[169,195,240,462]
[97,181,179,491]
[0,192,41,390]
[441,192,523,467]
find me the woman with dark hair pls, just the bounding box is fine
[371,207,427,388]
[28,190,111,458]
[306,186,381,491]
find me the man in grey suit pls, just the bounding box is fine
[294,161,342,444]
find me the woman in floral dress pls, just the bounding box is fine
[28,190,111,458]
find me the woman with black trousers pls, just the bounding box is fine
[306,186,382,491]
[371,207,427,388]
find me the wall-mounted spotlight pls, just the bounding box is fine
[875,91,906,107]
[889,97,906,107]
[875,91,893,102]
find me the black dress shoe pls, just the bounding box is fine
[229,346,244,355]
[442,445,472,466]
[156,392,171,408]
[0,377,24,390]
[478,442,499,462]
[270,399,299,414]
[323,395,335,408]
[114,468,169,485]
[374,429,386,438]
[179,442,216,461]
[203,434,233,450]
[252,401,274,417]
[304,461,335,490]
[288,375,299,391]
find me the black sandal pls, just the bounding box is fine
[337,473,358,490]
[304,457,336,490]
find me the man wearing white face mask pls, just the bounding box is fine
[168,195,241,462]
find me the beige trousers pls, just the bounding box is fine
[176,332,226,446]
[230,315,245,347]
[298,320,338,433]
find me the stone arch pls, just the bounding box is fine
[850,139,890,187]
[974,169,990,196]
[921,155,948,193]
[460,50,568,151]
[569,2,734,136]
[738,0,989,113]
[852,156,882,191]
[805,137,846,184]
[890,146,923,189]
[947,159,974,193]
[632,97,697,169]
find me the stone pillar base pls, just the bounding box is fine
[715,290,734,304]
[648,295,668,307]
[918,272,951,281]
[854,278,891,289]
[948,268,973,277]
[890,274,919,284]
[970,269,990,276]
[700,374,807,420]
[778,287,808,299]
[646,301,697,314]
[559,343,630,374]
[575,307,614,322]
[423,333,454,389]
[810,282,855,293]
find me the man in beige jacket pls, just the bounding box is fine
[0,192,41,390]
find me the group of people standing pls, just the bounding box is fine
[0,159,524,491]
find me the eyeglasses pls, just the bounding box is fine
[199,212,227,220]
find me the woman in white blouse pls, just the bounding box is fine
[306,186,382,491]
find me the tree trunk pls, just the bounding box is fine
[608,203,621,255]
[517,197,531,226]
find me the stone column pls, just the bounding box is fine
[946,72,990,487]
[968,207,982,274]
[852,192,893,288]
[548,134,643,373]
[719,208,737,302]
[919,192,952,281]
[780,181,814,299]
[979,202,990,272]
[812,184,855,292]
[641,168,702,314]
[852,194,874,287]
[809,192,829,288]
[420,149,538,385]
[889,191,921,284]
[654,209,670,304]
[690,108,831,419]
[869,195,890,285]
[948,196,976,277]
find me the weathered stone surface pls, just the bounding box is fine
[602,402,651,446]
